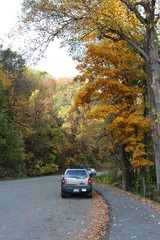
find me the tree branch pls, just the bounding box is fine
[121,34,149,61]
[103,29,149,62]
[120,0,147,24]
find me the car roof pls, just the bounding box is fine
[65,168,88,174]
[68,166,85,169]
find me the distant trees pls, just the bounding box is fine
[1,46,109,178]
[53,79,116,170]
[0,73,25,177]
[0,46,111,178]
[0,47,71,177]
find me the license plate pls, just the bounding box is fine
[73,189,79,192]
[82,189,86,192]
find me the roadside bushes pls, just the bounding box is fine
[94,167,159,202]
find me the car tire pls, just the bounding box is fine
[87,191,92,198]
[61,190,66,198]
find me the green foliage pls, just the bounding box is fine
[131,167,157,199]
[95,173,122,188]
[94,169,160,202]
[0,110,25,178]
[0,47,26,77]
[23,70,68,176]
[0,48,73,178]
[0,76,26,178]
[66,157,79,167]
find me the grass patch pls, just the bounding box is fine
[94,173,121,188]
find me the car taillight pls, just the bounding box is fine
[88,177,91,185]
[62,177,65,185]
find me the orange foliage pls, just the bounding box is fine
[74,40,153,169]
[55,78,73,86]
[0,70,11,88]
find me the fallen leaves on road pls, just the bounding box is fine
[69,190,110,240]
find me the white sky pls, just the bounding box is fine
[0,0,78,79]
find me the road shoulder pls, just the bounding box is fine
[94,183,160,240]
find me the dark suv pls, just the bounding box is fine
[61,167,92,198]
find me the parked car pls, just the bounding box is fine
[61,167,92,198]
[87,168,97,177]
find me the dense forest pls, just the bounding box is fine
[0,47,110,178]
[1,0,160,199]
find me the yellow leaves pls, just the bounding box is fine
[74,82,97,108]
[128,114,143,126]
[126,136,154,168]
[130,154,154,168]
[130,158,154,168]
[127,112,151,131]
[71,5,151,169]
[106,109,152,168]
[87,105,118,118]
[128,11,140,26]
[29,89,40,105]
[96,0,142,43]
[125,139,154,168]
[0,70,11,88]
[111,116,126,128]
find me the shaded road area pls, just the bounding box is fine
[0,176,92,240]
[94,184,160,240]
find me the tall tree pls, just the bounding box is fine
[74,39,153,190]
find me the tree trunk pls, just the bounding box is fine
[120,144,130,191]
[145,24,160,193]
[142,167,146,198]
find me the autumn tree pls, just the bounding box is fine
[73,39,153,190]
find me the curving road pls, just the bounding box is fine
[0,175,92,240]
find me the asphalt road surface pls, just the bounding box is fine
[0,175,92,240]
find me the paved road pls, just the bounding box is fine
[0,176,92,240]
[94,184,160,240]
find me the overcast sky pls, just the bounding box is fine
[0,0,78,79]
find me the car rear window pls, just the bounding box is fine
[66,169,88,178]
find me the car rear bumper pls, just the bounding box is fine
[61,185,92,194]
